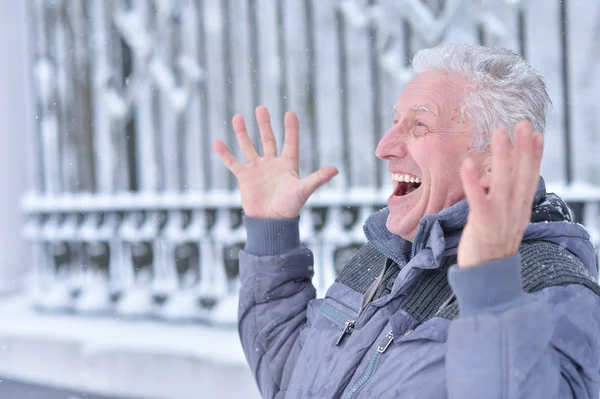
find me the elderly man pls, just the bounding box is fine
[213,44,600,398]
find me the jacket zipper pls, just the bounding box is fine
[410,220,427,259]
[320,304,356,346]
[345,330,394,399]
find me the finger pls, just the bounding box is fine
[531,131,545,192]
[513,122,535,204]
[526,131,545,202]
[232,114,260,162]
[533,132,544,174]
[460,158,487,217]
[213,139,242,175]
[255,106,278,156]
[514,122,543,208]
[300,166,339,200]
[282,111,300,168]
[490,129,512,202]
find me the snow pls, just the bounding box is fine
[0,294,257,398]
[0,295,245,365]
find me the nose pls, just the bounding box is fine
[375,124,408,160]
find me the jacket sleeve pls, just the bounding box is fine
[446,254,600,399]
[237,216,316,398]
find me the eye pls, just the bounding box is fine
[410,119,429,136]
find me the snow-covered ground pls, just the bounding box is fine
[0,294,260,399]
[0,378,118,399]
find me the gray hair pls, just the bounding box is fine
[412,44,551,151]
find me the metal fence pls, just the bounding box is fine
[22,0,600,324]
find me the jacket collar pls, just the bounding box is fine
[362,177,576,271]
[362,200,468,270]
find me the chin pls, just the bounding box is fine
[385,209,419,241]
[386,187,424,240]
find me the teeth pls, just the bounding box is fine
[392,173,421,183]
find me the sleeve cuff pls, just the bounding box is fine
[243,216,301,256]
[448,254,530,318]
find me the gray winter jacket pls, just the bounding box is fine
[238,179,600,398]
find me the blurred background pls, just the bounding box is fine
[1,0,600,398]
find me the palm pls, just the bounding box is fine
[236,158,305,219]
[213,106,338,219]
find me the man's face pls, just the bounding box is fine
[376,71,483,241]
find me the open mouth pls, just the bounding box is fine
[393,181,421,196]
[392,173,422,197]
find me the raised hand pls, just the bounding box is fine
[213,106,339,219]
[457,121,544,268]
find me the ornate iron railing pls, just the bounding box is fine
[23,0,600,324]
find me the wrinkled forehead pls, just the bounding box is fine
[394,71,468,120]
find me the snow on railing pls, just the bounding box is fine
[20,191,382,323]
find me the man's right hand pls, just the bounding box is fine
[213,105,339,219]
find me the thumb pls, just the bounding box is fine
[300,166,339,199]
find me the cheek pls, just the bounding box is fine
[418,141,465,177]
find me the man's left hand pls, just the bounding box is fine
[457,121,544,268]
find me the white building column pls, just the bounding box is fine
[0,0,34,294]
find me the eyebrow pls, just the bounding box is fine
[393,105,438,118]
